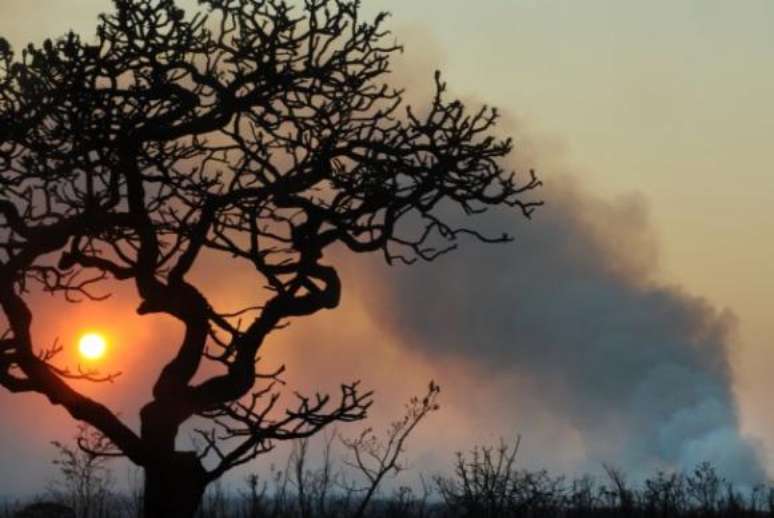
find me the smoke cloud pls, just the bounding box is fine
[336,169,764,483]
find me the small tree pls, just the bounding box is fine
[686,462,723,514]
[0,0,540,516]
[49,425,116,518]
[435,438,522,517]
[602,464,635,513]
[342,381,440,518]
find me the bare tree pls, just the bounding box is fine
[49,425,117,518]
[288,431,338,518]
[602,464,635,513]
[342,381,440,518]
[435,438,522,517]
[685,462,723,514]
[0,0,540,516]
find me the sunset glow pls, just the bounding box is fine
[78,333,107,361]
[3,0,774,508]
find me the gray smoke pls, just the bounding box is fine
[349,176,764,483]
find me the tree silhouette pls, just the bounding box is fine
[0,0,540,516]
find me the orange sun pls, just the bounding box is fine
[78,333,107,360]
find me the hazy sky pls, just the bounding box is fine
[1,0,773,494]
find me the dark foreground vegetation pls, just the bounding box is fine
[2,387,772,518]
[3,439,774,518]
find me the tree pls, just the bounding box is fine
[0,0,541,516]
[50,424,116,518]
[341,381,440,518]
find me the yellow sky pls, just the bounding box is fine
[1,0,773,479]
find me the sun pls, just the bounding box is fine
[78,333,107,360]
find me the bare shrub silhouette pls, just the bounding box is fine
[341,381,440,518]
[4,433,774,518]
[48,425,116,518]
[601,464,634,513]
[686,462,724,514]
[0,0,540,515]
[286,431,338,518]
[435,438,523,517]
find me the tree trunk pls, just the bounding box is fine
[143,451,207,518]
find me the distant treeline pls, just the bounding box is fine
[1,388,769,518]
[3,438,773,518]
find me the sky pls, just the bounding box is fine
[1,0,773,495]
